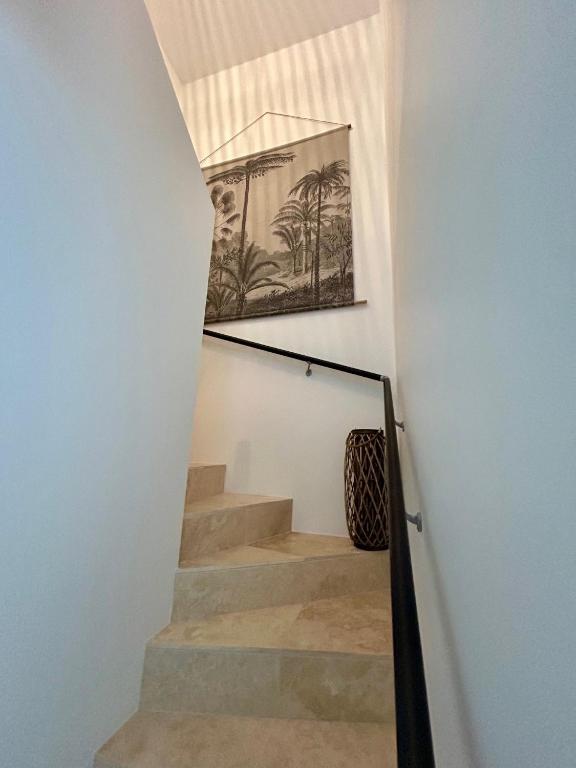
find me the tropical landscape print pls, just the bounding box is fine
[202,127,354,323]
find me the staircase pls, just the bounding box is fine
[94,463,396,767]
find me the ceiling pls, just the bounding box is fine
[145,0,380,83]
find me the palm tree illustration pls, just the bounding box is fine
[210,185,241,241]
[206,246,239,319]
[272,197,330,277]
[272,223,302,274]
[330,183,352,217]
[321,216,352,289]
[219,242,289,316]
[290,160,349,304]
[206,282,235,319]
[207,150,295,259]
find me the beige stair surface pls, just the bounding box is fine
[174,532,389,621]
[94,712,397,768]
[185,463,226,503]
[141,591,393,723]
[179,493,292,563]
[184,531,376,566]
[94,462,395,765]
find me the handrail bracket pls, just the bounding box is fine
[406,511,423,532]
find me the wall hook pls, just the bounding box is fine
[305,362,312,377]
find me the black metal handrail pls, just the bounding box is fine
[202,327,435,768]
[383,377,435,767]
[203,328,384,381]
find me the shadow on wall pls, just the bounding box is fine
[231,439,252,491]
[145,0,380,83]
[399,426,479,767]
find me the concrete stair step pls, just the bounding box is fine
[94,711,397,768]
[185,463,226,502]
[179,493,292,563]
[174,532,389,621]
[140,592,393,723]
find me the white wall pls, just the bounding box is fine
[0,3,211,767]
[176,14,396,535]
[390,2,576,766]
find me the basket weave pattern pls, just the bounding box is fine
[344,429,389,551]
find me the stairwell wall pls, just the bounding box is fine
[171,14,396,536]
[386,1,576,766]
[0,2,211,767]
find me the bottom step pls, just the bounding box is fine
[95,711,396,768]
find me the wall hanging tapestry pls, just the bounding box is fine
[202,115,354,323]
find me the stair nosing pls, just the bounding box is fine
[183,494,292,518]
[146,640,392,659]
[176,549,386,574]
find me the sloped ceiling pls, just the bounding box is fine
[145,0,380,83]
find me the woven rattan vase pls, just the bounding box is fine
[344,429,389,551]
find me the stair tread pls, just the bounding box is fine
[95,711,396,768]
[150,591,392,657]
[184,492,291,517]
[179,532,386,570]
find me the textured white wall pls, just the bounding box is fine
[0,3,211,767]
[177,15,396,535]
[391,2,576,766]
